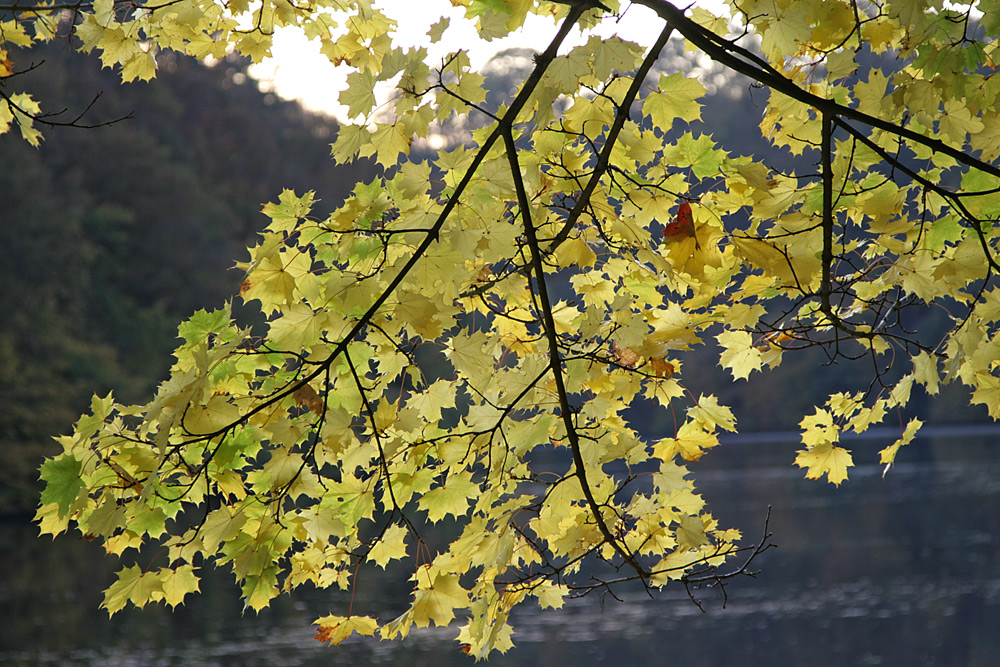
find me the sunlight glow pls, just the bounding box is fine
[248,1,729,121]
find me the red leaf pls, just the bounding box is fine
[663,201,700,248]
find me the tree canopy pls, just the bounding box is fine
[11,0,1000,658]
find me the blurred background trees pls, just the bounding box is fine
[0,45,369,512]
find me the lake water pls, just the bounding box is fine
[3,428,999,665]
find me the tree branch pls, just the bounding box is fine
[820,109,837,325]
[501,127,647,579]
[639,0,1000,180]
[546,22,675,254]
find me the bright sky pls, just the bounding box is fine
[249,1,727,121]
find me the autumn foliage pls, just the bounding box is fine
[12,0,1000,658]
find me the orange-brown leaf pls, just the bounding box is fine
[612,342,640,368]
[293,383,324,414]
[0,50,13,78]
[649,357,675,377]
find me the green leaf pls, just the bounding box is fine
[341,70,377,118]
[177,306,234,346]
[242,565,280,612]
[665,132,725,179]
[261,189,316,233]
[39,455,84,515]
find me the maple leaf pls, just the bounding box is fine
[611,341,641,368]
[242,567,280,612]
[879,418,923,475]
[663,201,700,248]
[445,330,496,382]
[0,49,13,78]
[314,615,379,645]
[39,455,84,515]
[411,567,469,628]
[160,565,200,608]
[646,73,706,126]
[654,421,720,462]
[649,357,675,377]
[103,565,164,615]
[675,514,711,551]
[293,383,325,414]
[794,442,854,486]
[532,580,570,609]
[716,330,763,380]
[367,523,409,568]
[688,395,737,432]
[419,472,479,522]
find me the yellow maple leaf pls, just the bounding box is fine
[367,523,409,568]
[418,471,479,522]
[716,329,763,380]
[675,514,711,551]
[314,615,379,645]
[532,580,569,609]
[794,442,853,486]
[653,420,719,462]
[160,565,200,608]
[411,566,469,628]
[688,394,737,432]
[102,565,163,615]
[879,418,923,475]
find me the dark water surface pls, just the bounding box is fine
[3,429,999,666]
